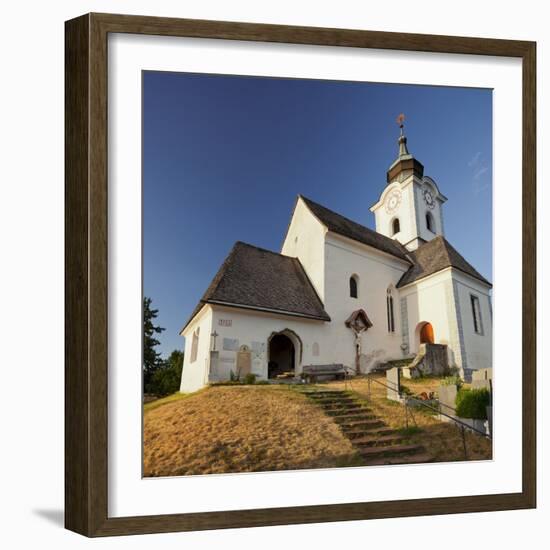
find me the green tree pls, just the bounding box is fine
[148,350,184,396]
[143,296,165,390]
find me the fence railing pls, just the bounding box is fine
[358,372,491,460]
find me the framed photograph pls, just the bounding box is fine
[65,13,536,536]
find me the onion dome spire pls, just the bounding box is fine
[397,113,410,157]
[386,113,424,183]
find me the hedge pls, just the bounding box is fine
[455,388,490,419]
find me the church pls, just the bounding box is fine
[179,124,492,393]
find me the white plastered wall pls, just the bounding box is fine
[414,177,445,243]
[210,305,327,380]
[371,176,419,248]
[452,270,493,371]
[372,175,446,250]
[399,269,461,364]
[179,305,213,392]
[281,197,327,300]
[323,233,410,370]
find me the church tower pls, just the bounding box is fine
[370,115,447,251]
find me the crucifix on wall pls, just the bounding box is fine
[344,309,373,374]
[210,330,219,351]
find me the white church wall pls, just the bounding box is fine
[452,270,493,372]
[414,179,445,243]
[324,233,409,370]
[179,305,213,393]
[371,178,417,248]
[210,305,329,382]
[281,197,327,300]
[399,269,460,364]
[371,175,447,251]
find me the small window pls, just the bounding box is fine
[426,212,435,233]
[349,275,358,299]
[392,218,400,235]
[312,342,320,357]
[470,295,483,334]
[386,288,395,333]
[190,328,200,362]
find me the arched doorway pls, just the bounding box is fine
[268,334,295,379]
[420,322,435,344]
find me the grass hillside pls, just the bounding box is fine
[143,385,358,477]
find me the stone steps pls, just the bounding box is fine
[351,434,406,447]
[337,419,385,430]
[345,427,396,439]
[325,408,373,418]
[357,444,423,459]
[361,452,433,466]
[299,388,432,467]
[306,396,353,403]
[315,401,363,411]
[322,401,364,411]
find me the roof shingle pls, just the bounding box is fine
[181,242,330,332]
[396,235,491,288]
[299,195,410,261]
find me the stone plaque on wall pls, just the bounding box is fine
[251,341,266,357]
[236,345,252,376]
[223,338,239,351]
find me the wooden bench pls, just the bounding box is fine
[302,364,347,383]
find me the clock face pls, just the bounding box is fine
[423,189,435,209]
[385,189,402,214]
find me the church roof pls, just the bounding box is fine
[299,195,410,261]
[181,242,331,332]
[396,235,492,288]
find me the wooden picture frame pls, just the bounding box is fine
[65,12,536,537]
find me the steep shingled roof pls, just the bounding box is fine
[396,235,491,288]
[299,195,410,261]
[181,242,330,332]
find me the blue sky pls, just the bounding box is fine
[143,71,492,357]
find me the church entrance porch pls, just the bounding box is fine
[268,330,301,379]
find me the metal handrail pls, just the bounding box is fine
[365,373,490,440]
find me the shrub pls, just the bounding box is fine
[455,388,490,419]
[243,373,257,385]
[441,375,463,389]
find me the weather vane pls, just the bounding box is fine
[396,113,405,134]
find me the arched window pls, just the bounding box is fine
[190,327,200,363]
[349,275,358,299]
[391,218,400,235]
[312,342,320,357]
[386,288,395,333]
[426,211,435,233]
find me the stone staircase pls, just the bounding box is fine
[298,388,432,466]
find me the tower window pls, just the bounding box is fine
[349,275,358,299]
[386,288,395,332]
[391,218,400,235]
[470,294,483,335]
[426,211,435,233]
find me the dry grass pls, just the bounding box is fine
[144,391,191,412]
[325,375,492,463]
[143,385,358,477]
